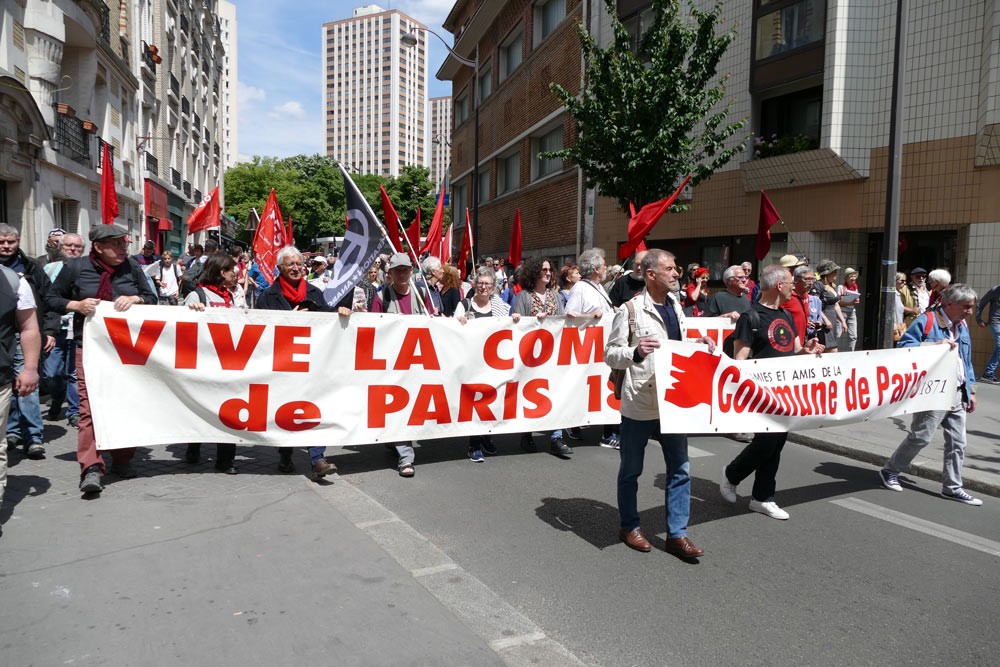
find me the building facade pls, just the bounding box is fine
[0,0,233,257]
[323,5,429,178]
[218,0,237,169]
[428,95,451,192]
[440,0,583,266]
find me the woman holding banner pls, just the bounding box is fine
[182,253,241,474]
[512,256,574,459]
[255,246,337,479]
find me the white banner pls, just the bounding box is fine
[84,305,623,449]
[652,340,960,434]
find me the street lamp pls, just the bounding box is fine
[402,28,479,259]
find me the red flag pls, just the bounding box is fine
[405,209,421,253]
[457,208,473,279]
[442,224,453,264]
[252,188,286,285]
[286,216,294,247]
[100,142,118,224]
[508,209,523,267]
[380,185,403,252]
[420,187,446,257]
[756,190,781,261]
[619,175,692,260]
[186,186,220,234]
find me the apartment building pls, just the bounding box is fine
[323,5,429,178]
[428,95,452,192]
[439,0,582,265]
[218,0,238,169]
[0,0,233,256]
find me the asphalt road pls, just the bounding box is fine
[334,430,1000,666]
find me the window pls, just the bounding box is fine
[498,151,520,195]
[478,168,490,203]
[499,30,523,82]
[621,7,655,53]
[478,64,492,101]
[54,198,81,233]
[757,86,822,156]
[535,0,566,44]
[454,93,468,125]
[755,0,824,61]
[452,182,467,222]
[533,126,564,178]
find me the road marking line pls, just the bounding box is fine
[489,631,547,651]
[688,446,713,458]
[831,497,1000,557]
[356,517,400,529]
[411,563,459,577]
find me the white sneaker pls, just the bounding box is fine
[719,467,738,504]
[749,499,790,520]
[941,488,983,506]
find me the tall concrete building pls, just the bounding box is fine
[428,95,452,192]
[218,0,238,169]
[322,5,429,177]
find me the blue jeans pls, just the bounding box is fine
[307,447,327,465]
[42,334,78,418]
[7,339,44,444]
[984,322,1000,378]
[617,417,691,538]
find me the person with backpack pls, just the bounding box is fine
[605,249,716,560]
[45,224,158,495]
[878,284,983,506]
[719,265,824,521]
[145,250,181,305]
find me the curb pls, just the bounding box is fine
[788,433,1000,500]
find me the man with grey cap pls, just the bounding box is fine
[369,252,432,477]
[47,223,157,495]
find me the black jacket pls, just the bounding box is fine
[255,280,332,312]
[4,248,60,338]
[46,256,158,344]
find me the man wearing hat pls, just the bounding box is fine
[131,240,160,267]
[307,255,330,290]
[46,224,158,495]
[909,267,929,313]
[38,228,66,265]
[369,252,432,478]
[778,254,809,269]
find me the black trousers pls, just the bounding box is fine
[725,432,788,501]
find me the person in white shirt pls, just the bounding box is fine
[145,251,181,305]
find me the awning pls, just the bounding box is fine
[144,179,171,230]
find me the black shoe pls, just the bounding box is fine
[550,438,573,459]
[185,444,201,464]
[26,443,46,459]
[7,435,21,451]
[481,436,498,456]
[520,434,537,452]
[79,465,103,494]
[566,427,583,441]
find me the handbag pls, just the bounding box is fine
[610,300,637,400]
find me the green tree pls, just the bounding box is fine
[545,0,748,211]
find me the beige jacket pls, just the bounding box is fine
[605,289,688,421]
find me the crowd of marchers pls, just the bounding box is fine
[0,224,995,551]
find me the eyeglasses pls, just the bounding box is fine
[475,282,494,288]
[282,262,305,269]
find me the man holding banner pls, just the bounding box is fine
[606,249,715,559]
[720,265,824,520]
[879,284,983,506]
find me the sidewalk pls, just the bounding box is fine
[790,378,1000,498]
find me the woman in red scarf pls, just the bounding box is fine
[254,246,336,477]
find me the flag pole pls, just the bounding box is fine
[336,163,435,315]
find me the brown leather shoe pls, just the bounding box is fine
[665,537,704,559]
[312,459,337,477]
[619,527,652,552]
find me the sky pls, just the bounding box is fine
[231,0,455,161]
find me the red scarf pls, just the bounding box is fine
[89,250,117,301]
[199,282,233,308]
[278,275,307,306]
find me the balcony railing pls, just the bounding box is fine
[170,73,180,98]
[171,168,182,189]
[52,110,90,164]
[145,151,159,175]
[99,3,111,45]
[182,180,191,198]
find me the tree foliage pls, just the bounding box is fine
[545,0,748,211]
[223,156,437,249]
